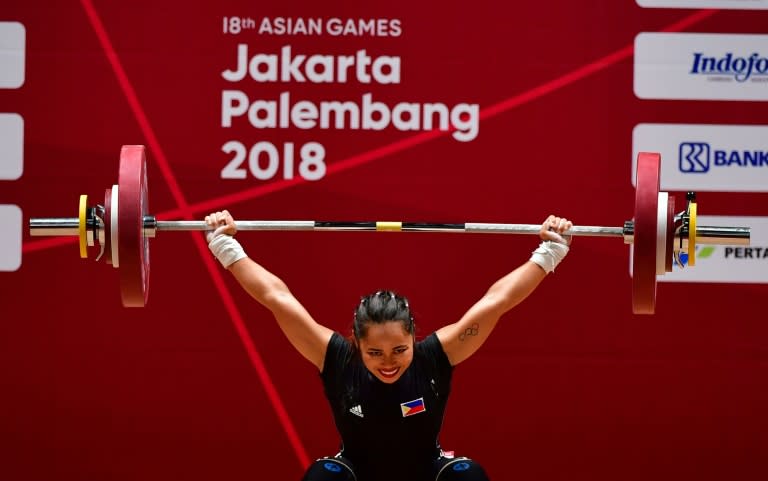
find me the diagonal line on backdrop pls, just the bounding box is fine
[78,0,311,469]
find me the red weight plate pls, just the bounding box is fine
[118,145,150,307]
[632,152,661,314]
[665,195,675,273]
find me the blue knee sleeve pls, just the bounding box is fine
[302,456,356,481]
[435,457,489,481]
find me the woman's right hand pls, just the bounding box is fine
[539,215,572,246]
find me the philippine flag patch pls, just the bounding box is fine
[400,397,426,417]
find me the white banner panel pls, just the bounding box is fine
[632,123,768,192]
[0,22,25,89]
[634,33,768,101]
[0,205,22,272]
[637,0,768,9]
[0,113,23,180]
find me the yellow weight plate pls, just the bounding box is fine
[79,195,88,259]
[688,202,697,267]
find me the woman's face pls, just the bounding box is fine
[358,321,414,384]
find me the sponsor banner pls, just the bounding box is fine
[0,22,25,89]
[0,205,22,271]
[637,0,768,8]
[0,113,24,180]
[634,33,768,101]
[631,216,768,284]
[632,123,768,192]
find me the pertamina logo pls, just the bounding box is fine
[674,246,716,268]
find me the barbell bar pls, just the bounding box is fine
[28,145,751,313]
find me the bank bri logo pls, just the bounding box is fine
[679,141,768,174]
[679,142,710,173]
[632,124,768,192]
[690,52,768,82]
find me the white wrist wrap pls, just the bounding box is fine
[208,235,247,269]
[529,240,569,274]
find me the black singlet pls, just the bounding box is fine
[320,332,454,481]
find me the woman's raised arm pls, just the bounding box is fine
[436,215,572,366]
[205,210,334,371]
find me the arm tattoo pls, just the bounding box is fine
[458,323,480,342]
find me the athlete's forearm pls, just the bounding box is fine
[483,261,547,315]
[228,257,295,309]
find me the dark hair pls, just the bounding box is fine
[353,290,415,341]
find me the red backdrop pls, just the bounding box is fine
[1,2,767,480]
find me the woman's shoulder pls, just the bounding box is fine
[415,332,452,374]
[327,331,355,356]
[322,331,356,373]
[415,332,444,356]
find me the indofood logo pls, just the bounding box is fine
[690,52,768,82]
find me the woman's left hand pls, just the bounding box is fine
[539,215,573,245]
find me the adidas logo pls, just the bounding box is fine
[349,404,364,418]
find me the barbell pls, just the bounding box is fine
[29,145,751,313]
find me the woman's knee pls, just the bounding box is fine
[301,456,357,481]
[435,457,489,481]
